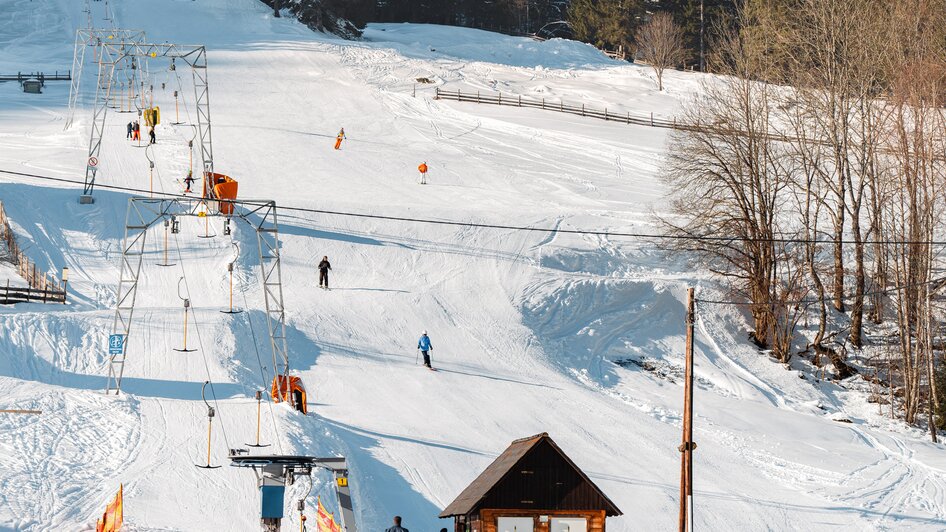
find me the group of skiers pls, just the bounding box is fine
[125,120,156,144]
[333,127,430,184]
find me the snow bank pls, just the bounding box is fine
[363,23,616,69]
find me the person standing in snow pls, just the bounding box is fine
[417,331,433,369]
[183,170,195,193]
[133,120,140,141]
[126,121,133,139]
[149,126,156,145]
[385,516,408,532]
[334,128,346,150]
[318,256,332,289]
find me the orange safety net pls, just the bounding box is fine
[316,497,341,532]
[95,484,123,532]
[271,375,308,414]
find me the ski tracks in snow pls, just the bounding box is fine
[0,387,141,530]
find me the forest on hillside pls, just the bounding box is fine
[266,0,735,68]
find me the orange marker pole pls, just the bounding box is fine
[183,307,189,351]
[206,417,213,467]
[255,395,261,445]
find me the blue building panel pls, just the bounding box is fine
[261,485,285,519]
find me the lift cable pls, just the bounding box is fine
[170,223,233,451]
[5,167,946,247]
[229,231,285,454]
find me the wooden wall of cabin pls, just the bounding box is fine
[478,441,612,512]
[479,509,606,532]
[453,513,482,532]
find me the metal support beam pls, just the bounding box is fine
[106,199,176,394]
[65,28,146,130]
[106,198,288,398]
[229,455,358,532]
[80,41,211,200]
[244,201,290,393]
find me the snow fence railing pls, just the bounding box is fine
[434,87,679,129]
[0,201,66,303]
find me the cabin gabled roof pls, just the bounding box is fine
[439,432,622,518]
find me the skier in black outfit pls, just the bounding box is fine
[318,256,331,289]
[126,122,133,139]
[183,170,195,193]
[148,127,156,145]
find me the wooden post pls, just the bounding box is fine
[678,287,696,531]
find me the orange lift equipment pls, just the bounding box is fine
[271,375,308,414]
[204,172,239,215]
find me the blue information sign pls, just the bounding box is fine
[108,334,125,355]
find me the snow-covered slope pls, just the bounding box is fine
[1,1,945,531]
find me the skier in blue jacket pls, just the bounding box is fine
[417,331,433,369]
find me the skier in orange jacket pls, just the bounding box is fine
[334,128,346,150]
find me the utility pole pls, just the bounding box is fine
[700,0,706,72]
[678,287,696,531]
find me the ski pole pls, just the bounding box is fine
[415,349,420,365]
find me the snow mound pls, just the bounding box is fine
[362,23,617,69]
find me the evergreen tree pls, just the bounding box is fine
[653,0,737,68]
[569,0,645,50]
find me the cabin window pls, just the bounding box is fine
[497,516,534,532]
[550,517,587,532]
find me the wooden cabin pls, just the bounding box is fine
[440,433,622,532]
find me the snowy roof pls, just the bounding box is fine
[439,432,622,518]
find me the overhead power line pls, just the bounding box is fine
[4,167,946,246]
[696,276,946,306]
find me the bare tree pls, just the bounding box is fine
[661,12,801,363]
[635,12,687,91]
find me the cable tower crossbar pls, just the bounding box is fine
[66,28,147,130]
[79,40,214,203]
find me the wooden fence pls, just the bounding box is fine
[434,88,679,129]
[0,202,66,304]
[432,87,942,159]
